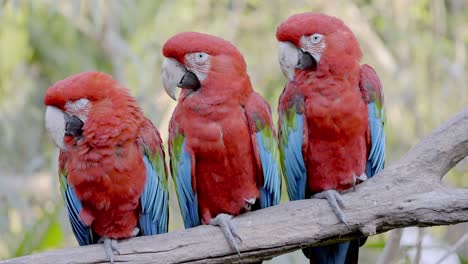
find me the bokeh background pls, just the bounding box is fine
[0,0,467,263]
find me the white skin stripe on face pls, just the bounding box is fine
[185,52,211,82]
[65,98,91,122]
[300,34,326,62]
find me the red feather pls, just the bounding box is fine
[165,32,271,224]
[49,72,162,239]
[277,13,369,193]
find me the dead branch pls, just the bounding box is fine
[2,108,467,264]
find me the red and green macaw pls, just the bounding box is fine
[44,72,168,263]
[161,32,281,254]
[276,13,385,263]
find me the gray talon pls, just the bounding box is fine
[313,189,350,230]
[103,237,120,263]
[228,220,242,242]
[357,173,368,181]
[210,213,242,256]
[353,173,368,191]
[111,239,120,255]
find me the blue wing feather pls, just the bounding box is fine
[361,62,386,178]
[139,154,168,235]
[60,175,93,245]
[256,131,281,208]
[359,64,386,178]
[173,139,200,228]
[281,113,307,201]
[366,102,386,177]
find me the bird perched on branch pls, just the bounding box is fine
[276,13,385,263]
[44,72,169,263]
[161,32,281,255]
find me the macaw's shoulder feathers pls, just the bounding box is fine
[359,64,386,177]
[243,93,282,208]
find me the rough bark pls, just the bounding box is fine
[2,108,467,264]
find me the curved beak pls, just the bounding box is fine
[64,113,84,137]
[45,106,67,150]
[161,58,200,100]
[278,41,319,81]
[278,42,299,81]
[178,71,201,91]
[45,106,84,150]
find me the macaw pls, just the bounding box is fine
[161,32,281,254]
[44,72,169,263]
[276,13,385,263]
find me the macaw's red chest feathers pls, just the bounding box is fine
[178,104,259,224]
[173,79,259,224]
[295,68,369,193]
[49,72,148,239]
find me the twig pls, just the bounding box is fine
[435,232,468,264]
[376,229,403,264]
[414,228,425,264]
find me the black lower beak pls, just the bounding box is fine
[177,71,201,90]
[64,113,84,137]
[297,50,317,71]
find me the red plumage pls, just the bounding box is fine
[277,13,369,192]
[170,96,260,224]
[165,32,270,224]
[46,71,164,239]
[280,72,368,193]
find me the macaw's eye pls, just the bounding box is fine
[310,34,323,44]
[72,98,89,109]
[194,52,209,64]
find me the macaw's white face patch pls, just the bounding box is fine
[300,34,326,63]
[185,52,211,82]
[65,98,91,122]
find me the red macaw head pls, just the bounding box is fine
[276,13,362,81]
[44,71,129,150]
[161,32,250,100]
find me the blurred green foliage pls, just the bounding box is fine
[14,204,64,257]
[0,0,466,263]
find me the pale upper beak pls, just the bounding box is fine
[278,41,318,81]
[161,58,201,100]
[45,106,67,149]
[45,106,84,150]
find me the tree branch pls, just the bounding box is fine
[3,108,467,264]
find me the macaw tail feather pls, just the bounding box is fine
[303,239,363,264]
